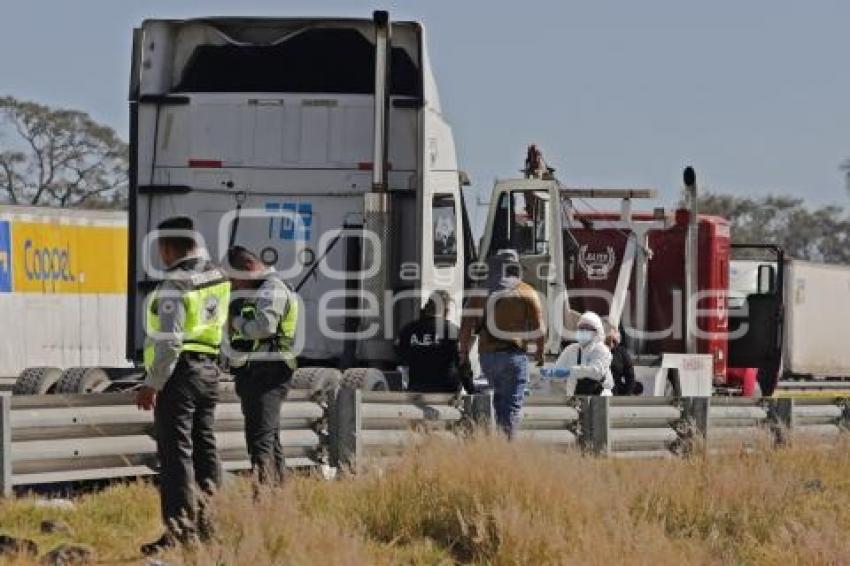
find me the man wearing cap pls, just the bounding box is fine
[226,245,298,486]
[459,249,546,437]
[136,216,230,555]
[395,290,472,394]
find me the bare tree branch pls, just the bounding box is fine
[0,152,24,204]
[0,95,128,208]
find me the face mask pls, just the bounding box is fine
[576,329,594,345]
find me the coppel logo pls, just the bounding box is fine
[24,240,75,290]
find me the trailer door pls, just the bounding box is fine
[728,247,784,394]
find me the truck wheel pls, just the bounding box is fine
[342,368,389,392]
[291,367,341,395]
[13,367,62,395]
[54,367,111,394]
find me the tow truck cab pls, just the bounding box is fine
[479,174,751,396]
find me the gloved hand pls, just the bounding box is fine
[540,367,570,379]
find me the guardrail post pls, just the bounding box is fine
[768,397,794,447]
[329,386,361,472]
[0,395,10,497]
[463,392,494,432]
[680,397,710,456]
[580,396,610,456]
[839,399,850,433]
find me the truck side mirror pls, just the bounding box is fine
[757,264,776,294]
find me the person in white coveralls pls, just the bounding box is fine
[550,311,614,396]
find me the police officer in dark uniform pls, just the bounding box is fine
[226,246,298,486]
[396,290,472,393]
[136,216,231,555]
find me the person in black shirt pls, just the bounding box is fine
[606,328,639,396]
[396,290,471,393]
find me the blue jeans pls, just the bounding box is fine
[479,350,529,438]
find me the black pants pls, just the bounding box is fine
[235,362,292,485]
[575,378,604,396]
[614,381,635,396]
[154,354,221,537]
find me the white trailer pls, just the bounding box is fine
[0,205,130,391]
[731,257,850,379]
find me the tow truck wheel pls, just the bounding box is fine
[13,367,62,395]
[342,368,389,392]
[291,367,341,396]
[54,367,111,394]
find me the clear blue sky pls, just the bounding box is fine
[2,0,849,216]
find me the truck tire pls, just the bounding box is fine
[54,367,111,394]
[291,367,341,395]
[13,367,62,395]
[341,368,389,392]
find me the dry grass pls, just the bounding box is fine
[2,437,850,565]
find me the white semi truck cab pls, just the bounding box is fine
[127,13,474,380]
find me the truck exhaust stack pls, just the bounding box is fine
[683,166,698,355]
[360,10,396,363]
[371,10,391,193]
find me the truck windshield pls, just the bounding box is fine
[177,28,420,95]
[489,190,549,256]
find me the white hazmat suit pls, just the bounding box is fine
[552,311,614,395]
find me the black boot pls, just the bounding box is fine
[197,512,215,543]
[140,533,176,556]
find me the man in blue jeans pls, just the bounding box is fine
[459,250,546,437]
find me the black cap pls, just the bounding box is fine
[227,245,260,271]
[157,216,193,231]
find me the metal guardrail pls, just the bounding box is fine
[329,390,467,467]
[1,390,848,494]
[330,392,850,470]
[777,380,850,391]
[0,391,329,496]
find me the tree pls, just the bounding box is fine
[0,96,128,208]
[694,192,850,263]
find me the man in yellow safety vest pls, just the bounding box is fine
[136,216,230,555]
[226,245,298,486]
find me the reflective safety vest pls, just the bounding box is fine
[144,268,231,371]
[232,279,298,370]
